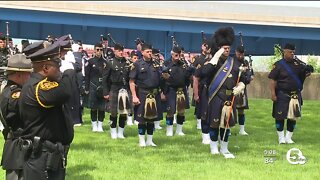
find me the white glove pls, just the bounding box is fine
[232,82,245,96]
[72,44,80,52]
[209,48,224,66]
[239,65,248,73]
[64,51,76,63]
[60,60,74,72]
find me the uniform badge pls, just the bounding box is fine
[141,67,145,71]
[93,64,96,68]
[183,64,187,69]
[196,64,201,69]
[169,69,172,72]
[278,111,282,114]
[11,91,20,99]
[39,80,59,91]
[213,118,219,122]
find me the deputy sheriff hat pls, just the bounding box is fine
[283,43,295,50]
[27,42,60,63]
[213,27,235,47]
[0,53,32,72]
[23,41,45,56]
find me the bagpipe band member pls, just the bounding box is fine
[162,46,193,137]
[84,43,107,132]
[103,43,132,139]
[268,43,312,144]
[201,27,246,158]
[129,43,163,147]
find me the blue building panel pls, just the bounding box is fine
[0,7,319,57]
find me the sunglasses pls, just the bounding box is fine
[96,48,103,51]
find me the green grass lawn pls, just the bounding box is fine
[0,99,319,179]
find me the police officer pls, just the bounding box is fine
[234,45,253,135]
[0,54,32,180]
[20,40,75,179]
[192,39,212,144]
[268,43,311,144]
[84,43,107,132]
[163,46,193,136]
[129,43,162,147]
[103,43,132,139]
[201,27,245,158]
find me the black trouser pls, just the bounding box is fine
[23,140,68,180]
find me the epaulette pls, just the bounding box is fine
[35,78,58,108]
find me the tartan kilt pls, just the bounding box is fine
[165,87,190,115]
[87,83,105,110]
[136,88,162,122]
[272,90,302,120]
[106,87,133,115]
[207,91,237,129]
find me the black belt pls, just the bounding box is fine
[138,87,159,95]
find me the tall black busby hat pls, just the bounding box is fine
[213,27,235,47]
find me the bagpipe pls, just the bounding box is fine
[4,22,18,56]
[274,44,314,74]
[171,35,195,74]
[239,32,254,74]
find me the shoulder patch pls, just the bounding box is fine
[39,80,59,91]
[11,91,20,99]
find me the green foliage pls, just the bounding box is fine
[0,99,319,179]
[267,44,283,71]
[307,55,320,73]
